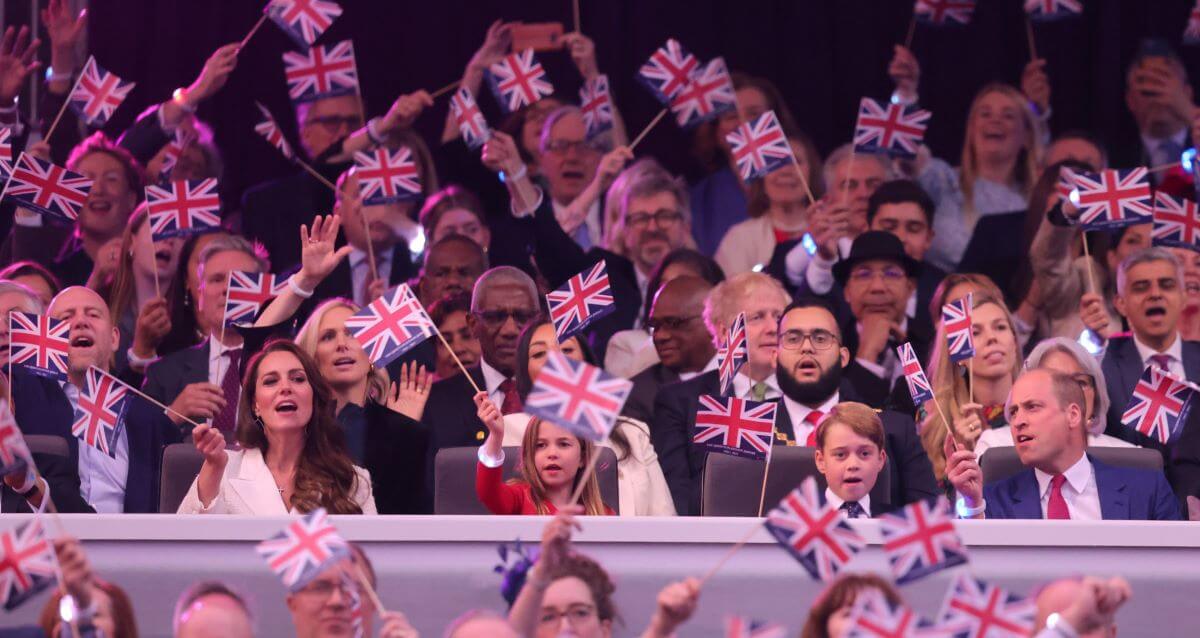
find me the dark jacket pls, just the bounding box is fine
[337,400,431,514]
[1100,336,1200,450]
[1,449,94,514]
[623,363,682,425]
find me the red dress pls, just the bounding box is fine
[475,462,615,515]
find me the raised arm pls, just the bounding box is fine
[256,214,353,326]
[441,21,513,143]
[562,32,628,146]
[508,506,583,635]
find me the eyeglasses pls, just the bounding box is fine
[538,604,598,627]
[305,114,363,134]
[626,209,683,229]
[473,309,539,328]
[647,315,701,332]
[780,329,839,350]
[297,578,359,600]
[543,139,602,155]
[849,266,907,283]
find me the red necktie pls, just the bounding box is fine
[498,378,523,415]
[803,410,826,447]
[1149,353,1173,371]
[212,348,243,438]
[1046,474,1070,520]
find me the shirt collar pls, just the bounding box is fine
[1132,332,1182,366]
[824,487,871,517]
[208,337,240,364]
[733,371,778,399]
[479,358,509,395]
[349,247,392,271]
[782,391,840,433]
[1034,453,1092,498]
[1140,128,1188,152]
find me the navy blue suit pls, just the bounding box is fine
[1100,336,1200,450]
[982,455,1182,520]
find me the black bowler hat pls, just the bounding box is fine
[232,317,298,378]
[832,231,922,285]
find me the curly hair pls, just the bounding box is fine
[539,552,622,628]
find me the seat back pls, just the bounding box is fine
[159,443,204,513]
[24,435,70,458]
[435,446,620,514]
[979,446,1164,485]
[702,447,891,516]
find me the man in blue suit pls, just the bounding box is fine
[948,367,1181,520]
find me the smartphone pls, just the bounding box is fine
[511,22,564,52]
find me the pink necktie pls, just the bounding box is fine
[1149,353,1173,371]
[1046,475,1070,520]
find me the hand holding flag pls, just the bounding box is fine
[546,262,616,343]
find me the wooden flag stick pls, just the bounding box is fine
[789,152,817,205]
[295,158,339,192]
[629,108,669,151]
[98,366,205,430]
[46,73,87,144]
[354,563,389,617]
[355,191,378,294]
[756,440,775,518]
[903,17,917,50]
[569,445,603,506]
[968,359,974,405]
[573,0,582,33]
[429,80,461,100]
[1147,161,1182,174]
[145,228,162,299]
[239,14,269,51]
[433,328,484,394]
[1025,18,1038,61]
[1080,231,1098,296]
[700,524,760,586]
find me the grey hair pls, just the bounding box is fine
[618,161,692,229]
[0,280,43,314]
[703,272,791,347]
[539,105,600,154]
[471,266,539,312]
[197,235,270,281]
[1115,246,1182,295]
[1025,337,1109,435]
[821,143,895,193]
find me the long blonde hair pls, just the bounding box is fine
[958,83,1041,221]
[515,417,607,515]
[294,298,390,402]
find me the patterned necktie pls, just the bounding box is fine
[840,501,865,519]
[212,348,243,437]
[1046,474,1071,520]
[803,410,826,447]
[1149,353,1173,372]
[752,381,768,402]
[498,378,523,416]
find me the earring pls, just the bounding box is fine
[253,413,265,430]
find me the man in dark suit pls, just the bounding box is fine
[653,297,938,515]
[948,368,1181,520]
[1,447,94,514]
[623,276,716,424]
[1112,40,1194,176]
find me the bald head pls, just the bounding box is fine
[176,592,254,638]
[48,286,119,381]
[650,276,717,373]
[445,613,519,638]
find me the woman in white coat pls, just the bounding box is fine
[178,340,376,515]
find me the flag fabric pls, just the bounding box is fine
[1024,0,1083,21]
[725,615,787,638]
[0,518,58,612]
[763,476,866,581]
[879,496,968,585]
[717,312,748,397]
[486,49,554,114]
[68,57,136,127]
[256,508,351,592]
[847,588,954,638]
[254,102,294,160]
[3,154,93,222]
[914,0,976,26]
[345,284,437,368]
[898,342,935,405]
[941,293,975,363]
[637,38,700,105]
[526,350,632,442]
[579,74,615,138]
[1064,168,1153,230]
[450,87,490,150]
[1186,2,1200,45]
[353,146,421,205]
[669,57,736,129]
[0,128,12,181]
[1121,365,1195,445]
[72,367,130,458]
[146,179,222,241]
[283,40,359,103]
[0,401,32,478]
[854,98,931,158]
[693,395,778,461]
[726,110,794,182]
[1152,192,1200,252]
[8,312,70,381]
[264,0,343,49]
[342,572,366,638]
[224,271,288,325]
[158,127,196,182]
[546,261,615,343]
[938,574,1035,638]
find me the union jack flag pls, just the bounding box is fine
[3,153,93,222]
[898,342,935,405]
[1186,2,1200,45]
[854,98,931,159]
[725,616,787,638]
[265,0,343,49]
[68,57,136,127]
[848,589,955,638]
[450,86,490,150]
[0,128,12,181]
[879,497,968,585]
[942,293,975,363]
[914,0,976,26]
[763,476,866,581]
[669,57,736,129]
[0,518,58,612]
[693,395,778,461]
[146,179,222,241]
[158,127,196,182]
[637,38,700,104]
[1064,167,1153,230]
[486,49,554,114]
[526,350,632,442]
[224,271,288,325]
[353,146,421,205]
[1152,192,1200,252]
[283,40,359,103]
[0,401,32,478]
[8,312,70,381]
[345,284,436,367]
[1024,0,1083,21]
[73,367,130,458]
[717,312,748,397]
[726,110,794,182]
[343,572,366,638]
[256,508,351,592]
[938,574,1035,638]
[1121,365,1195,445]
[579,74,615,138]
[546,261,615,343]
[254,102,294,160]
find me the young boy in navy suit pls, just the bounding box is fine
[815,401,888,518]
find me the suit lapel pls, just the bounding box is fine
[1092,457,1128,520]
[773,400,794,447]
[229,449,291,515]
[1010,471,1044,519]
[1117,340,1143,403]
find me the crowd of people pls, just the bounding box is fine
[0,1,1198,634]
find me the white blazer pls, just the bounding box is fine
[604,328,659,379]
[715,216,783,276]
[177,448,377,515]
[502,413,676,516]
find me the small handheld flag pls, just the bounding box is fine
[938,574,1035,638]
[1186,2,1200,46]
[224,271,288,325]
[669,57,736,129]
[264,0,343,49]
[580,74,615,139]
[254,103,295,160]
[914,0,976,26]
[1025,0,1083,21]
[68,57,136,127]
[526,350,632,442]
[898,342,935,405]
[3,154,94,222]
[486,49,554,114]
[344,284,437,368]
[72,367,130,458]
[726,110,794,182]
[879,496,968,585]
[693,395,778,461]
[1121,365,1195,445]
[0,401,33,478]
[146,179,222,241]
[854,98,930,158]
[847,588,951,638]
[725,616,786,638]
[763,476,865,581]
[546,261,615,343]
[450,87,491,150]
[717,313,748,397]
[0,518,59,612]
[8,311,71,381]
[0,128,12,181]
[353,146,421,205]
[256,508,351,592]
[1064,168,1153,231]
[1152,192,1200,252]
[158,128,196,182]
[941,293,975,363]
[283,40,359,103]
[637,39,699,105]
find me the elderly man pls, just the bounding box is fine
[947,368,1181,520]
[1117,41,1194,172]
[174,581,255,638]
[287,543,416,638]
[534,106,605,248]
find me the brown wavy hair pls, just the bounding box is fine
[516,417,607,516]
[39,577,139,638]
[800,573,903,638]
[237,339,364,514]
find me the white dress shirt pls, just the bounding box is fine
[733,372,781,402]
[552,198,602,250]
[824,486,872,518]
[1141,128,1188,173]
[1033,453,1103,521]
[64,381,130,513]
[680,355,719,383]
[349,247,393,306]
[1132,333,1186,380]
[480,358,511,408]
[782,392,839,446]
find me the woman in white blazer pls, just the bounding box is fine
[179,340,377,515]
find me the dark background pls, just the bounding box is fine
[5,0,1200,208]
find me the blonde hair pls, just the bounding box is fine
[702,272,790,346]
[959,84,1041,221]
[515,417,607,516]
[294,298,390,402]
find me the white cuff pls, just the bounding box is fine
[510,187,543,219]
[477,445,505,468]
[288,274,314,298]
[126,346,159,369]
[14,208,44,228]
[955,496,986,518]
[805,253,837,295]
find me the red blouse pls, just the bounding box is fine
[475,462,614,515]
